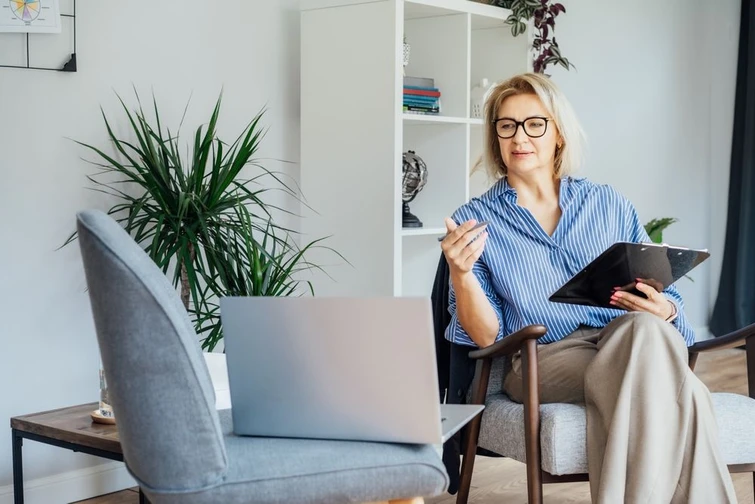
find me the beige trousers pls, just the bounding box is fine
[503,311,737,504]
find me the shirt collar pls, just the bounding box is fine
[486,176,517,201]
[485,175,578,205]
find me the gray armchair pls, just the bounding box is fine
[76,209,449,504]
[455,327,755,504]
[430,253,755,504]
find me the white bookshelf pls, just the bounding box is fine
[300,0,530,298]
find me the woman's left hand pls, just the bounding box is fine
[610,280,674,320]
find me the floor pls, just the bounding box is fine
[74,348,752,504]
[74,487,139,504]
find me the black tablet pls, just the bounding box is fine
[548,242,710,308]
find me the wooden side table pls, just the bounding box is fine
[10,403,148,504]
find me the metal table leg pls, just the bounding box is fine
[12,429,24,504]
[11,425,144,504]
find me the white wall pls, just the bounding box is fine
[0,0,301,501]
[545,0,740,337]
[705,2,741,311]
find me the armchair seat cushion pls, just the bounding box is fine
[713,392,755,465]
[476,391,755,476]
[477,393,588,475]
[144,410,449,504]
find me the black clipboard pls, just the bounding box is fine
[548,242,710,309]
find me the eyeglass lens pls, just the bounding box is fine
[496,117,548,139]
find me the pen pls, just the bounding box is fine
[437,220,490,241]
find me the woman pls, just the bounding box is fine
[440,73,736,504]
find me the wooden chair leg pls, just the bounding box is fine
[457,431,478,504]
[457,358,493,504]
[522,339,543,504]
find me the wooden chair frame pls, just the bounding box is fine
[455,323,755,504]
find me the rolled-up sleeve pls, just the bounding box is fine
[445,256,506,347]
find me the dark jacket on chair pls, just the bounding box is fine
[431,253,478,494]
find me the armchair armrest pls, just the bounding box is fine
[687,322,755,400]
[688,322,755,354]
[463,325,545,504]
[465,324,547,405]
[468,325,547,361]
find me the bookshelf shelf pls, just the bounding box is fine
[403,113,482,125]
[300,0,530,297]
[405,0,508,27]
[401,227,447,237]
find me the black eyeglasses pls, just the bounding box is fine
[493,116,551,139]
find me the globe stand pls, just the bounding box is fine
[402,201,423,228]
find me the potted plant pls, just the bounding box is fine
[644,217,678,244]
[192,204,331,351]
[64,89,341,352]
[487,0,574,74]
[644,217,695,282]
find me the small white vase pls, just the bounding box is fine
[403,39,411,76]
[471,78,491,119]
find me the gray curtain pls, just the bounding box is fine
[710,0,755,336]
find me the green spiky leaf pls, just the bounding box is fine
[64,89,347,351]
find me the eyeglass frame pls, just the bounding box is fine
[493,116,552,139]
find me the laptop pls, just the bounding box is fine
[219,296,484,445]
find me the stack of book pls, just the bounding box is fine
[403,76,441,115]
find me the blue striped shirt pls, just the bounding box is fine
[445,176,695,347]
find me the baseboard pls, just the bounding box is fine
[0,460,136,504]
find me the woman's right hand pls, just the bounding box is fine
[440,217,489,276]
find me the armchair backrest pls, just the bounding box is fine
[431,252,452,401]
[430,252,509,401]
[76,210,228,491]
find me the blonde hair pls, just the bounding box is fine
[475,73,586,180]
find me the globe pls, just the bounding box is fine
[402,150,428,228]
